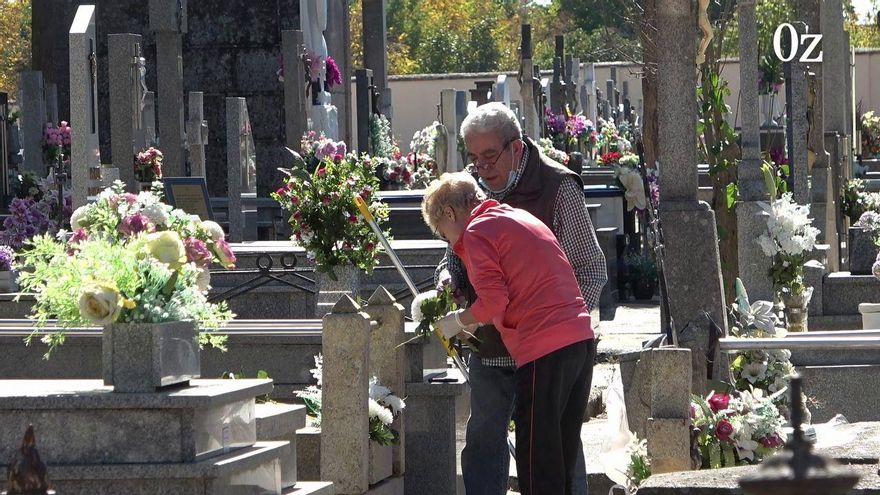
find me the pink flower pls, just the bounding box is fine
[69,228,89,244]
[325,55,343,88]
[759,434,783,448]
[117,214,155,236]
[348,214,357,224]
[366,242,375,252]
[317,167,327,178]
[212,239,237,268]
[708,393,730,413]
[321,196,331,205]
[184,237,213,268]
[715,419,734,442]
[333,153,344,162]
[289,195,299,205]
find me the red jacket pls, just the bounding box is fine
[453,200,593,367]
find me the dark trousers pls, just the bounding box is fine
[514,339,596,495]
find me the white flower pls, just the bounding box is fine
[199,220,224,242]
[311,354,323,386]
[741,362,768,384]
[369,378,392,402]
[70,205,90,230]
[735,437,760,461]
[383,394,406,415]
[195,268,211,292]
[768,375,787,393]
[369,398,394,426]
[142,203,170,226]
[757,235,776,257]
[411,290,438,322]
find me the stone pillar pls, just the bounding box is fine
[797,0,838,271]
[68,6,101,208]
[656,0,727,393]
[455,91,469,165]
[492,75,510,107]
[150,0,187,178]
[44,83,58,126]
[354,68,374,156]
[18,71,47,176]
[822,0,849,264]
[519,24,541,139]
[645,348,693,474]
[282,30,308,152]
[108,33,144,192]
[439,90,461,171]
[736,1,773,302]
[583,63,596,124]
[321,295,371,494]
[362,0,390,121]
[785,52,810,204]
[225,97,258,242]
[604,80,614,122]
[365,287,406,476]
[142,91,158,148]
[186,92,208,177]
[326,0,353,144]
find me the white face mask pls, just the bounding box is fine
[480,152,520,194]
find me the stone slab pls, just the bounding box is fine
[800,364,880,423]
[43,441,287,495]
[849,227,877,275]
[282,481,334,494]
[823,272,880,315]
[296,426,321,481]
[257,402,306,487]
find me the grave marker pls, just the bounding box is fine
[69,5,101,208]
[282,30,308,152]
[108,33,145,191]
[185,91,208,177]
[149,0,188,178]
[226,97,258,242]
[17,70,46,176]
[519,24,541,139]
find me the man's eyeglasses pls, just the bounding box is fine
[468,139,515,171]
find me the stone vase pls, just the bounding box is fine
[368,441,393,485]
[314,264,362,317]
[760,93,779,128]
[0,270,17,293]
[102,320,200,393]
[781,287,814,333]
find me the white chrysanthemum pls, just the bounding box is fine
[741,362,768,384]
[369,398,394,426]
[311,354,323,386]
[195,268,211,292]
[410,290,438,322]
[70,205,90,230]
[757,235,776,257]
[142,202,170,226]
[369,378,391,401]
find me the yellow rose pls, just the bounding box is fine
[146,231,186,268]
[78,283,123,325]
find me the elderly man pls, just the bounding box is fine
[436,102,607,494]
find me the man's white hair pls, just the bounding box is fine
[460,102,523,142]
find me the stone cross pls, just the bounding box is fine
[622,80,631,123]
[582,63,596,124]
[736,0,774,302]
[301,0,339,139]
[321,295,372,493]
[568,57,581,113]
[17,71,47,176]
[355,68,375,155]
[108,33,145,192]
[282,30,308,152]
[69,5,101,208]
[492,74,510,107]
[785,41,811,205]
[185,91,208,177]
[656,0,727,393]
[797,0,838,271]
[439,89,461,171]
[519,24,541,139]
[226,97,258,241]
[149,0,188,178]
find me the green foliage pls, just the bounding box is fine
[841,178,868,220]
[413,285,458,337]
[0,0,31,95]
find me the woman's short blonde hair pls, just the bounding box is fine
[421,172,486,233]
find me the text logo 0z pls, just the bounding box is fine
[773,23,823,63]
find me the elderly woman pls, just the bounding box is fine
[422,171,595,495]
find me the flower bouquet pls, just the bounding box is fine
[861,110,880,158]
[17,181,236,356]
[374,155,413,189]
[0,174,72,250]
[537,137,570,166]
[410,286,458,339]
[41,121,72,166]
[296,353,405,445]
[756,192,819,297]
[134,147,164,183]
[408,122,442,189]
[272,140,389,278]
[691,389,786,468]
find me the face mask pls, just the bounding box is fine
[480,152,520,194]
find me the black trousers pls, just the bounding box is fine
[514,338,596,495]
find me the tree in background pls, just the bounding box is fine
[0,0,32,96]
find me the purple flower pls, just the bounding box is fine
[69,228,89,244]
[545,109,566,134]
[117,214,155,237]
[0,245,14,271]
[769,147,789,166]
[184,237,213,268]
[325,56,343,88]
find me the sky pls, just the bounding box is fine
[852,0,878,22]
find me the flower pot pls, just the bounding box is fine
[0,270,18,293]
[314,265,362,317]
[781,287,813,333]
[102,320,200,393]
[368,441,393,485]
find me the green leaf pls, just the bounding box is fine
[725,182,738,210]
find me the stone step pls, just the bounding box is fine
[282,481,335,494]
[823,272,880,315]
[47,441,290,495]
[257,403,307,488]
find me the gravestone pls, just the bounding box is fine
[569,57,581,112]
[797,0,838,271]
[186,91,208,177]
[226,97,258,242]
[656,0,727,393]
[108,33,145,191]
[582,63,596,124]
[455,91,470,165]
[17,70,47,176]
[603,80,613,123]
[149,0,187,178]
[301,0,339,140]
[492,74,510,107]
[355,68,375,156]
[519,24,541,139]
[362,0,390,121]
[326,0,353,144]
[784,35,811,204]
[282,30,307,153]
[44,83,58,126]
[142,90,157,149]
[439,90,460,172]
[736,0,774,302]
[68,5,101,208]
[646,348,693,474]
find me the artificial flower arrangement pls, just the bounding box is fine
[369,113,415,190]
[296,353,406,445]
[16,181,236,356]
[611,153,647,211]
[407,122,442,189]
[756,191,819,298]
[134,147,164,183]
[42,120,72,165]
[272,133,390,279]
[859,110,880,157]
[692,388,786,468]
[595,118,632,158]
[545,108,596,154]
[0,174,72,250]
[624,433,651,492]
[537,137,570,166]
[410,285,458,339]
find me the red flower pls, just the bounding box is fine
[366,242,375,251]
[759,434,783,448]
[600,151,622,164]
[317,167,327,177]
[715,419,734,442]
[708,393,730,413]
